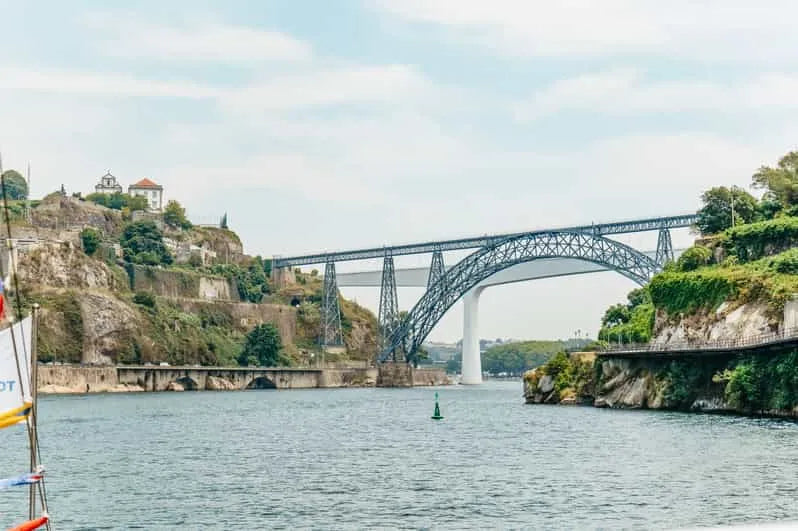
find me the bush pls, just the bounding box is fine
[676,245,712,272]
[163,200,192,230]
[649,270,737,315]
[725,216,798,262]
[770,248,798,274]
[80,228,101,256]
[120,221,173,266]
[132,291,156,308]
[238,323,283,367]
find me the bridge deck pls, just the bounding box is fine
[274,213,697,267]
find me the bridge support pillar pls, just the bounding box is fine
[655,228,674,266]
[378,252,400,357]
[427,249,445,290]
[461,287,484,385]
[320,261,343,349]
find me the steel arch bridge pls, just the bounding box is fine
[378,231,661,362]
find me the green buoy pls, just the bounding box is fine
[431,392,444,420]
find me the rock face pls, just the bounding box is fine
[78,292,141,364]
[595,358,666,409]
[205,376,237,390]
[651,302,775,347]
[17,241,126,291]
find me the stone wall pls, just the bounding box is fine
[412,367,450,386]
[172,299,296,345]
[37,365,140,393]
[130,265,239,302]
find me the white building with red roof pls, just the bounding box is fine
[128,178,164,212]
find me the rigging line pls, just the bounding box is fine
[1,170,51,530]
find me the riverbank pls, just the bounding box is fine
[37,364,450,393]
[523,350,798,418]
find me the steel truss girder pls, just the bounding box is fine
[320,261,343,348]
[427,249,445,291]
[377,253,400,358]
[378,231,660,362]
[273,214,697,267]
[655,228,674,266]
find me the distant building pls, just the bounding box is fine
[95,171,123,195]
[128,178,163,212]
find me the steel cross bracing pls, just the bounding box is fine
[655,228,675,266]
[377,253,400,359]
[320,261,343,348]
[378,231,660,362]
[273,213,697,267]
[427,249,446,290]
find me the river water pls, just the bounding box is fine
[2,381,798,530]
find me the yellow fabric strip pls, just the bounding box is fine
[0,402,32,430]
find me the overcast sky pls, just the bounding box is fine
[2,1,797,342]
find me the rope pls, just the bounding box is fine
[0,170,52,530]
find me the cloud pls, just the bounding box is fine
[371,0,798,61]
[82,13,312,63]
[513,69,798,121]
[0,67,218,99]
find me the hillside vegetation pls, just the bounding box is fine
[3,186,377,367]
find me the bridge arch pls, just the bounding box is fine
[379,231,660,362]
[174,376,200,391]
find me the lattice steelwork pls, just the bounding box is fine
[655,228,674,266]
[320,261,343,348]
[427,249,445,290]
[378,253,400,358]
[378,231,661,362]
[274,213,697,267]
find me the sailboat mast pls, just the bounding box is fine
[29,304,40,519]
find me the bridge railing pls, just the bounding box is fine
[600,326,798,354]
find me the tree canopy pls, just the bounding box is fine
[696,186,758,235]
[163,200,192,230]
[238,323,283,367]
[80,228,101,256]
[481,340,564,376]
[0,170,28,200]
[752,151,798,211]
[120,221,173,265]
[86,192,148,211]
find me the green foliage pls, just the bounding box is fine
[769,248,798,274]
[120,221,173,266]
[163,200,192,230]
[649,270,736,315]
[0,169,28,200]
[86,192,148,211]
[209,256,270,303]
[725,216,798,262]
[132,291,156,308]
[536,351,596,399]
[676,245,712,272]
[663,360,710,408]
[751,151,798,211]
[80,228,101,256]
[34,291,84,363]
[238,323,284,367]
[723,352,798,412]
[220,212,228,229]
[599,287,655,343]
[482,340,563,376]
[697,186,758,234]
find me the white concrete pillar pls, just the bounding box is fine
[461,287,484,385]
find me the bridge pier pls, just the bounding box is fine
[461,287,484,385]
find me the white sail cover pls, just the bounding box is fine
[0,317,33,422]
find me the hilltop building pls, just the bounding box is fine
[128,178,163,212]
[94,171,123,195]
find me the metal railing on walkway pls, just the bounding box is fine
[600,326,798,355]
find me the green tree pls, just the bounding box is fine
[120,221,173,265]
[676,245,712,272]
[163,200,192,229]
[752,151,798,211]
[601,303,630,328]
[80,228,101,256]
[696,186,758,235]
[220,212,228,229]
[238,323,283,367]
[0,170,29,200]
[86,192,148,211]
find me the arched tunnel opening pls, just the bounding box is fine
[246,376,277,390]
[175,376,200,391]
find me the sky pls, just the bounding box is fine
[2,1,798,343]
